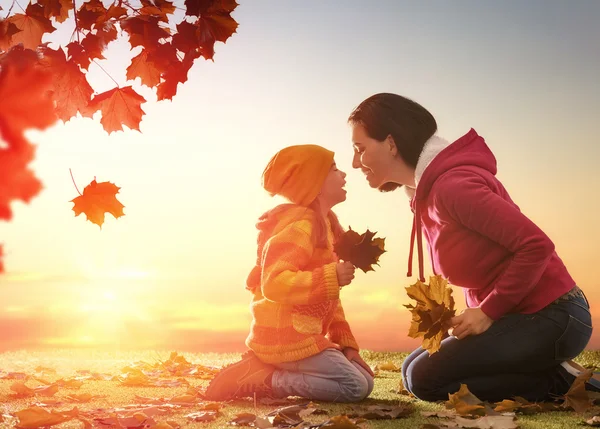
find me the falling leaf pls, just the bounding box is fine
[405,275,456,355]
[562,369,594,413]
[71,179,125,228]
[86,86,146,133]
[446,384,486,416]
[334,227,386,273]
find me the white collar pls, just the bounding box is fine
[405,134,451,198]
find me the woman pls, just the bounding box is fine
[347,93,595,402]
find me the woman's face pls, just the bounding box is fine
[351,123,396,189]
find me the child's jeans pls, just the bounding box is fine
[270,348,374,402]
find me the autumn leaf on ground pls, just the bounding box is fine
[493,396,542,414]
[85,86,146,133]
[10,381,59,398]
[317,415,366,428]
[266,403,318,427]
[348,403,414,420]
[561,369,594,413]
[334,227,386,273]
[71,179,125,228]
[405,275,455,355]
[13,406,81,429]
[446,384,486,416]
[586,416,600,426]
[64,393,106,403]
[185,411,220,422]
[374,361,400,372]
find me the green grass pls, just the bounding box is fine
[1,349,599,428]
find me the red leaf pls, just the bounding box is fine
[139,0,176,22]
[121,15,170,51]
[95,4,127,28]
[197,11,238,60]
[0,49,57,140]
[127,50,161,88]
[0,18,22,52]
[76,0,107,31]
[185,0,238,17]
[87,86,146,133]
[0,139,43,221]
[37,0,73,24]
[67,33,105,70]
[96,21,118,46]
[71,179,125,228]
[157,50,200,101]
[172,21,200,54]
[3,4,56,50]
[38,46,94,122]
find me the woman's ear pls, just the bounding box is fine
[386,135,398,156]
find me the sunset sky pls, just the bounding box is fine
[1,0,599,353]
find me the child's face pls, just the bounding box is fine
[319,162,347,208]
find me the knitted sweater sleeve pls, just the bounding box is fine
[260,223,340,305]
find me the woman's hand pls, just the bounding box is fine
[336,261,355,287]
[450,307,493,340]
[342,347,374,376]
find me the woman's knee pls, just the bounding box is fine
[404,358,441,402]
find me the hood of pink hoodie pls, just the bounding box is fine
[407,128,498,282]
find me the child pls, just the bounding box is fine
[205,144,374,402]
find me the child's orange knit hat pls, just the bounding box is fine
[262,144,335,207]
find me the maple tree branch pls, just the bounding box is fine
[69,169,82,196]
[72,0,80,42]
[3,1,16,18]
[91,60,120,87]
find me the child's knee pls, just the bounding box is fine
[340,373,370,402]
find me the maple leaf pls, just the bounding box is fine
[445,384,486,416]
[38,46,94,121]
[562,369,594,413]
[493,396,542,414]
[96,21,118,46]
[334,227,386,273]
[76,0,107,31]
[86,86,146,133]
[4,4,55,50]
[121,15,171,51]
[172,21,201,54]
[14,406,79,429]
[95,4,128,28]
[37,0,73,24]
[66,33,106,70]
[0,19,22,52]
[127,50,162,87]
[404,275,456,355]
[185,0,238,17]
[139,0,176,23]
[157,50,200,101]
[71,179,125,228]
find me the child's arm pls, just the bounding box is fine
[327,301,359,350]
[261,223,340,305]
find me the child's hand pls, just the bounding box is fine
[336,261,355,286]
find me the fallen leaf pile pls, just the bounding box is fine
[405,274,456,354]
[334,227,386,273]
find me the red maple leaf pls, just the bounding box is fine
[0,19,22,52]
[38,46,94,122]
[127,50,161,87]
[67,33,106,70]
[76,0,107,31]
[184,0,238,17]
[3,4,56,50]
[37,0,73,24]
[0,48,57,142]
[95,4,128,28]
[139,0,176,23]
[86,86,146,133]
[71,179,125,228]
[96,21,118,46]
[157,50,200,101]
[121,15,171,51]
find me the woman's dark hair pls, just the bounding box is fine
[348,93,437,191]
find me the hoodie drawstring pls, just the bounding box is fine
[407,203,426,283]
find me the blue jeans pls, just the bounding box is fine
[271,348,374,402]
[402,287,593,402]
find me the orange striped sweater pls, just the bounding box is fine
[245,204,360,364]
